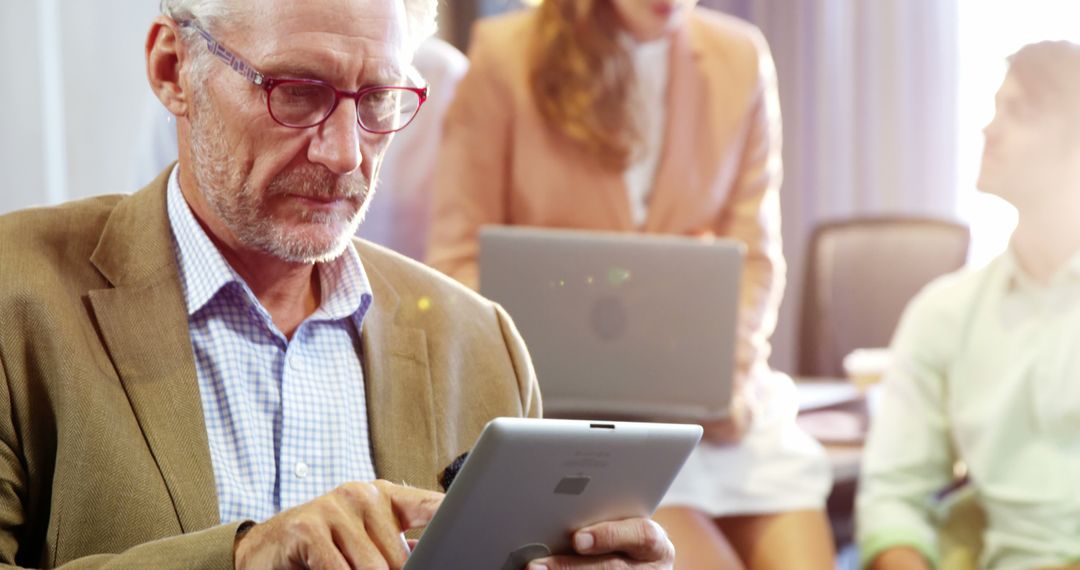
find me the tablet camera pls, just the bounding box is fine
[553,475,591,496]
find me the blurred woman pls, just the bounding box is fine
[428,1,834,567]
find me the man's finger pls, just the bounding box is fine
[526,554,624,570]
[298,532,352,570]
[326,506,389,570]
[573,518,673,561]
[335,482,413,567]
[383,481,446,529]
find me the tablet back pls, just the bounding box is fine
[404,418,701,570]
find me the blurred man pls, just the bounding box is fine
[857,41,1080,570]
[0,0,675,567]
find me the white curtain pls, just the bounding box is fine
[0,0,160,215]
[1,1,50,214]
[704,0,961,373]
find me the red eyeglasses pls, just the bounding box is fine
[178,19,428,134]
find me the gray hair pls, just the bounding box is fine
[161,0,436,91]
[402,0,438,50]
[160,0,437,50]
[160,0,234,85]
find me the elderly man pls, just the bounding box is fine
[0,0,675,568]
[857,41,1080,570]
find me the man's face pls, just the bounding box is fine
[609,0,697,42]
[184,0,408,263]
[977,72,1076,210]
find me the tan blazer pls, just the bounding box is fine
[0,171,540,568]
[427,8,786,375]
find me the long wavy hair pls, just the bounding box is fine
[529,0,639,170]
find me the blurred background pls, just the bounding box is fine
[2,0,1079,374]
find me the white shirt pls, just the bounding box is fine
[623,36,671,228]
[857,249,1080,569]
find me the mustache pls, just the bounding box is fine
[264,165,367,199]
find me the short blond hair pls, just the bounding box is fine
[1007,41,1080,126]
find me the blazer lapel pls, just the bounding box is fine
[359,257,439,490]
[87,175,219,532]
[643,22,707,232]
[595,170,636,231]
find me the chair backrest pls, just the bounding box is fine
[797,217,970,378]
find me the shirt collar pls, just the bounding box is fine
[618,30,673,55]
[167,166,241,316]
[312,238,374,324]
[1000,243,1080,293]
[166,166,374,325]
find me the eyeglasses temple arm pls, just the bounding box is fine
[176,19,266,87]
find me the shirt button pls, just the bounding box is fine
[294,462,310,479]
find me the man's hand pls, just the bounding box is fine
[526,517,675,569]
[234,480,444,570]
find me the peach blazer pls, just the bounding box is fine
[427,7,786,374]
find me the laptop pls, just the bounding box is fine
[479,226,744,421]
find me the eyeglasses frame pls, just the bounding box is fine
[176,19,429,134]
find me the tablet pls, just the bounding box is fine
[404,418,702,570]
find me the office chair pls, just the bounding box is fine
[795,216,971,553]
[797,217,971,378]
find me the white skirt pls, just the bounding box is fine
[659,371,833,516]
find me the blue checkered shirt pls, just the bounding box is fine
[166,167,377,524]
